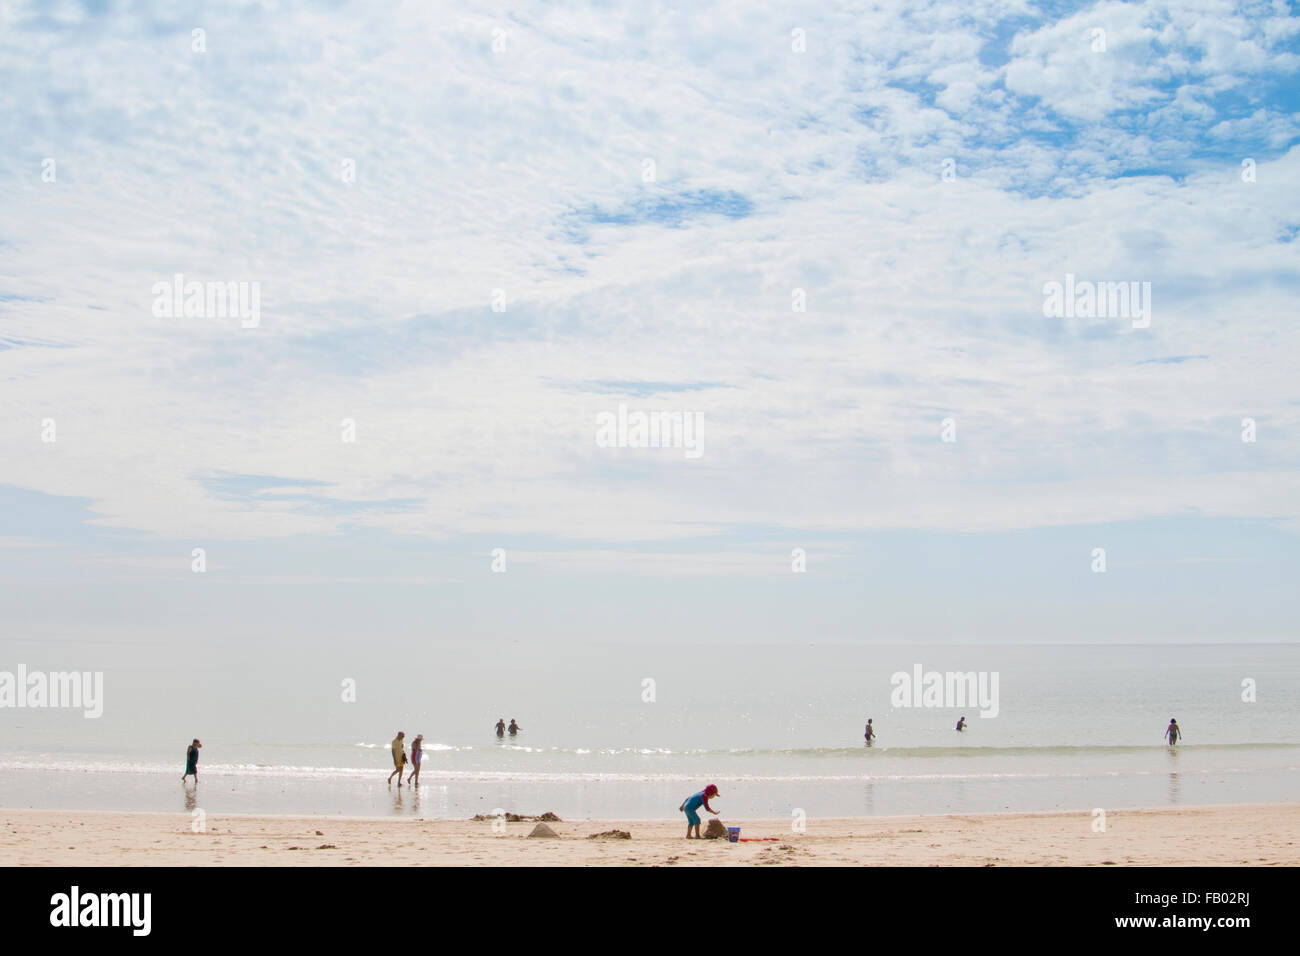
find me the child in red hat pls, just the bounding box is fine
[679,784,720,838]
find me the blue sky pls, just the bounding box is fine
[1,0,1298,645]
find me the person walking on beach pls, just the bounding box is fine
[1165,718,1181,746]
[864,719,875,745]
[955,716,967,732]
[388,731,407,785]
[679,784,720,839]
[181,738,201,785]
[407,734,424,787]
[508,719,521,737]
[495,718,505,738]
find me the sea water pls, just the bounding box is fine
[0,642,1296,821]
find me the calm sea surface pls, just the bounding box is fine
[1,643,1297,820]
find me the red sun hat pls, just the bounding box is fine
[703,784,719,797]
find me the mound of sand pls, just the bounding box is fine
[528,823,559,838]
[587,829,632,840]
[703,819,729,839]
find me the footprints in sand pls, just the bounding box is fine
[754,843,807,865]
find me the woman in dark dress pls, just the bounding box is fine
[181,738,201,784]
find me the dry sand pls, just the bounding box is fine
[2,803,1297,866]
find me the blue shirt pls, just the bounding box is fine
[683,791,705,812]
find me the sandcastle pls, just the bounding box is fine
[703,819,729,839]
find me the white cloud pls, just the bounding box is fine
[0,0,1297,550]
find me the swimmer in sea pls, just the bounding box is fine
[508,719,521,737]
[1164,718,1181,746]
[864,718,875,745]
[495,718,505,739]
[955,716,966,732]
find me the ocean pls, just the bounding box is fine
[1,642,1297,822]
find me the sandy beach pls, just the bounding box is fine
[3,802,1296,866]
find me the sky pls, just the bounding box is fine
[0,0,1298,647]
